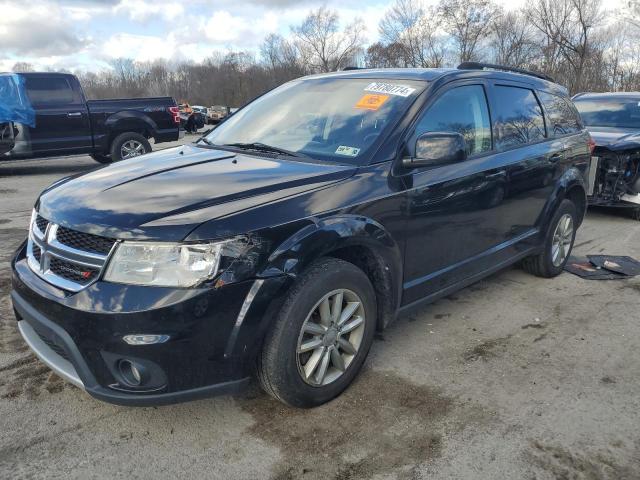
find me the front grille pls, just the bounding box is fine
[49,257,99,283]
[56,226,115,255]
[35,330,69,361]
[35,215,48,234]
[27,210,114,292]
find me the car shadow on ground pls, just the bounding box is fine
[0,162,97,178]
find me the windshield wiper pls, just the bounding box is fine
[223,142,302,158]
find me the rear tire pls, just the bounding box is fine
[522,199,577,278]
[90,153,112,164]
[257,258,377,408]
[110,132,151,161]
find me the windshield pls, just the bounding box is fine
[202,77,425,164]
[574,97,640,129]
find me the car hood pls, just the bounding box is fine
[587,127,640,151]
[37,144,356,241]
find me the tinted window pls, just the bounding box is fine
[25,76,75,105]
[573,97,640,129]
[413,85,491,156]
[493,86,545,150]
[538,91,581,136]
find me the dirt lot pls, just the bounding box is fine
[1,137,639,479]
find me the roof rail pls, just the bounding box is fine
[457,62,555,83]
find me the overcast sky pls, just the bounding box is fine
[0,0,625,72]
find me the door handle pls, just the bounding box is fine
[549,152,565,162]
[67,112,82,117]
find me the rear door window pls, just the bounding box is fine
[538,91,582,136]
[493,86,546,150]
[25,76,76,106]
[413,84,492,157]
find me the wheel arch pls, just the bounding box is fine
[261,214,403,331]
[541,167,588,231]
[104,113,158,150]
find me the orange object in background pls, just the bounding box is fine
[355,94,389,110]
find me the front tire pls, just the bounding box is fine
[110,132,151,161]
[257,258,377,408]
[522,199,577,277]
[90,153,112,164]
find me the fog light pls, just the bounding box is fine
[119,359,144,386]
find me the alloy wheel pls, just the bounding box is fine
[296,289,366,387]
[120,140,146,159]
[551,213,574,267]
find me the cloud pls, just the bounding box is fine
[200,10,279,45]
[102,33,178,62]
[113,0,184,22]
[0,2,89,57]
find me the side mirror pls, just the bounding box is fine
[403,132,467,169]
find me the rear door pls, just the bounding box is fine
[23,74,92,156]
[485,82,565,234]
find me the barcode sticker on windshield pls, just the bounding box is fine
[365,82,416,97]
[336,145,360,157]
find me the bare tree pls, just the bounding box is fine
[291,7,366,72]
[260,34,300,70]
[489,11,539,67]
[438,0,501,63]
[525,0,603,92]
[11,62,35,72]
[378,0,447,67]
[626,0,640,28]
[365,42,407,67]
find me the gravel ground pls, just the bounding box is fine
[1,137,639,479]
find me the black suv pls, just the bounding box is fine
[12,63,590,407]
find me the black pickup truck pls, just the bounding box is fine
[2,72,182,163]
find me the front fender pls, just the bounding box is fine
[260,214,404,328]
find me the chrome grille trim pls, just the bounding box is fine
[26,210,117,292]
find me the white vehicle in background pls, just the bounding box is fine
[191,105,208,116]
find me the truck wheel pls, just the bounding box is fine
[90,153,112,164]
[522,199,577,278]
[110,133,151,161]
[257,258,376,408]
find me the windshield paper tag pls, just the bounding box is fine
[365,82,416,97]
[336,145,360,157]
[355,94,389,110]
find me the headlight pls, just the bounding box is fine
[104,239,249,287]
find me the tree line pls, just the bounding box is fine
[12,0,640,107]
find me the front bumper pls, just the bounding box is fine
[11,244,290,406]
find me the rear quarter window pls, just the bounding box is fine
[492,85,546,150]
[538,91,582,136]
